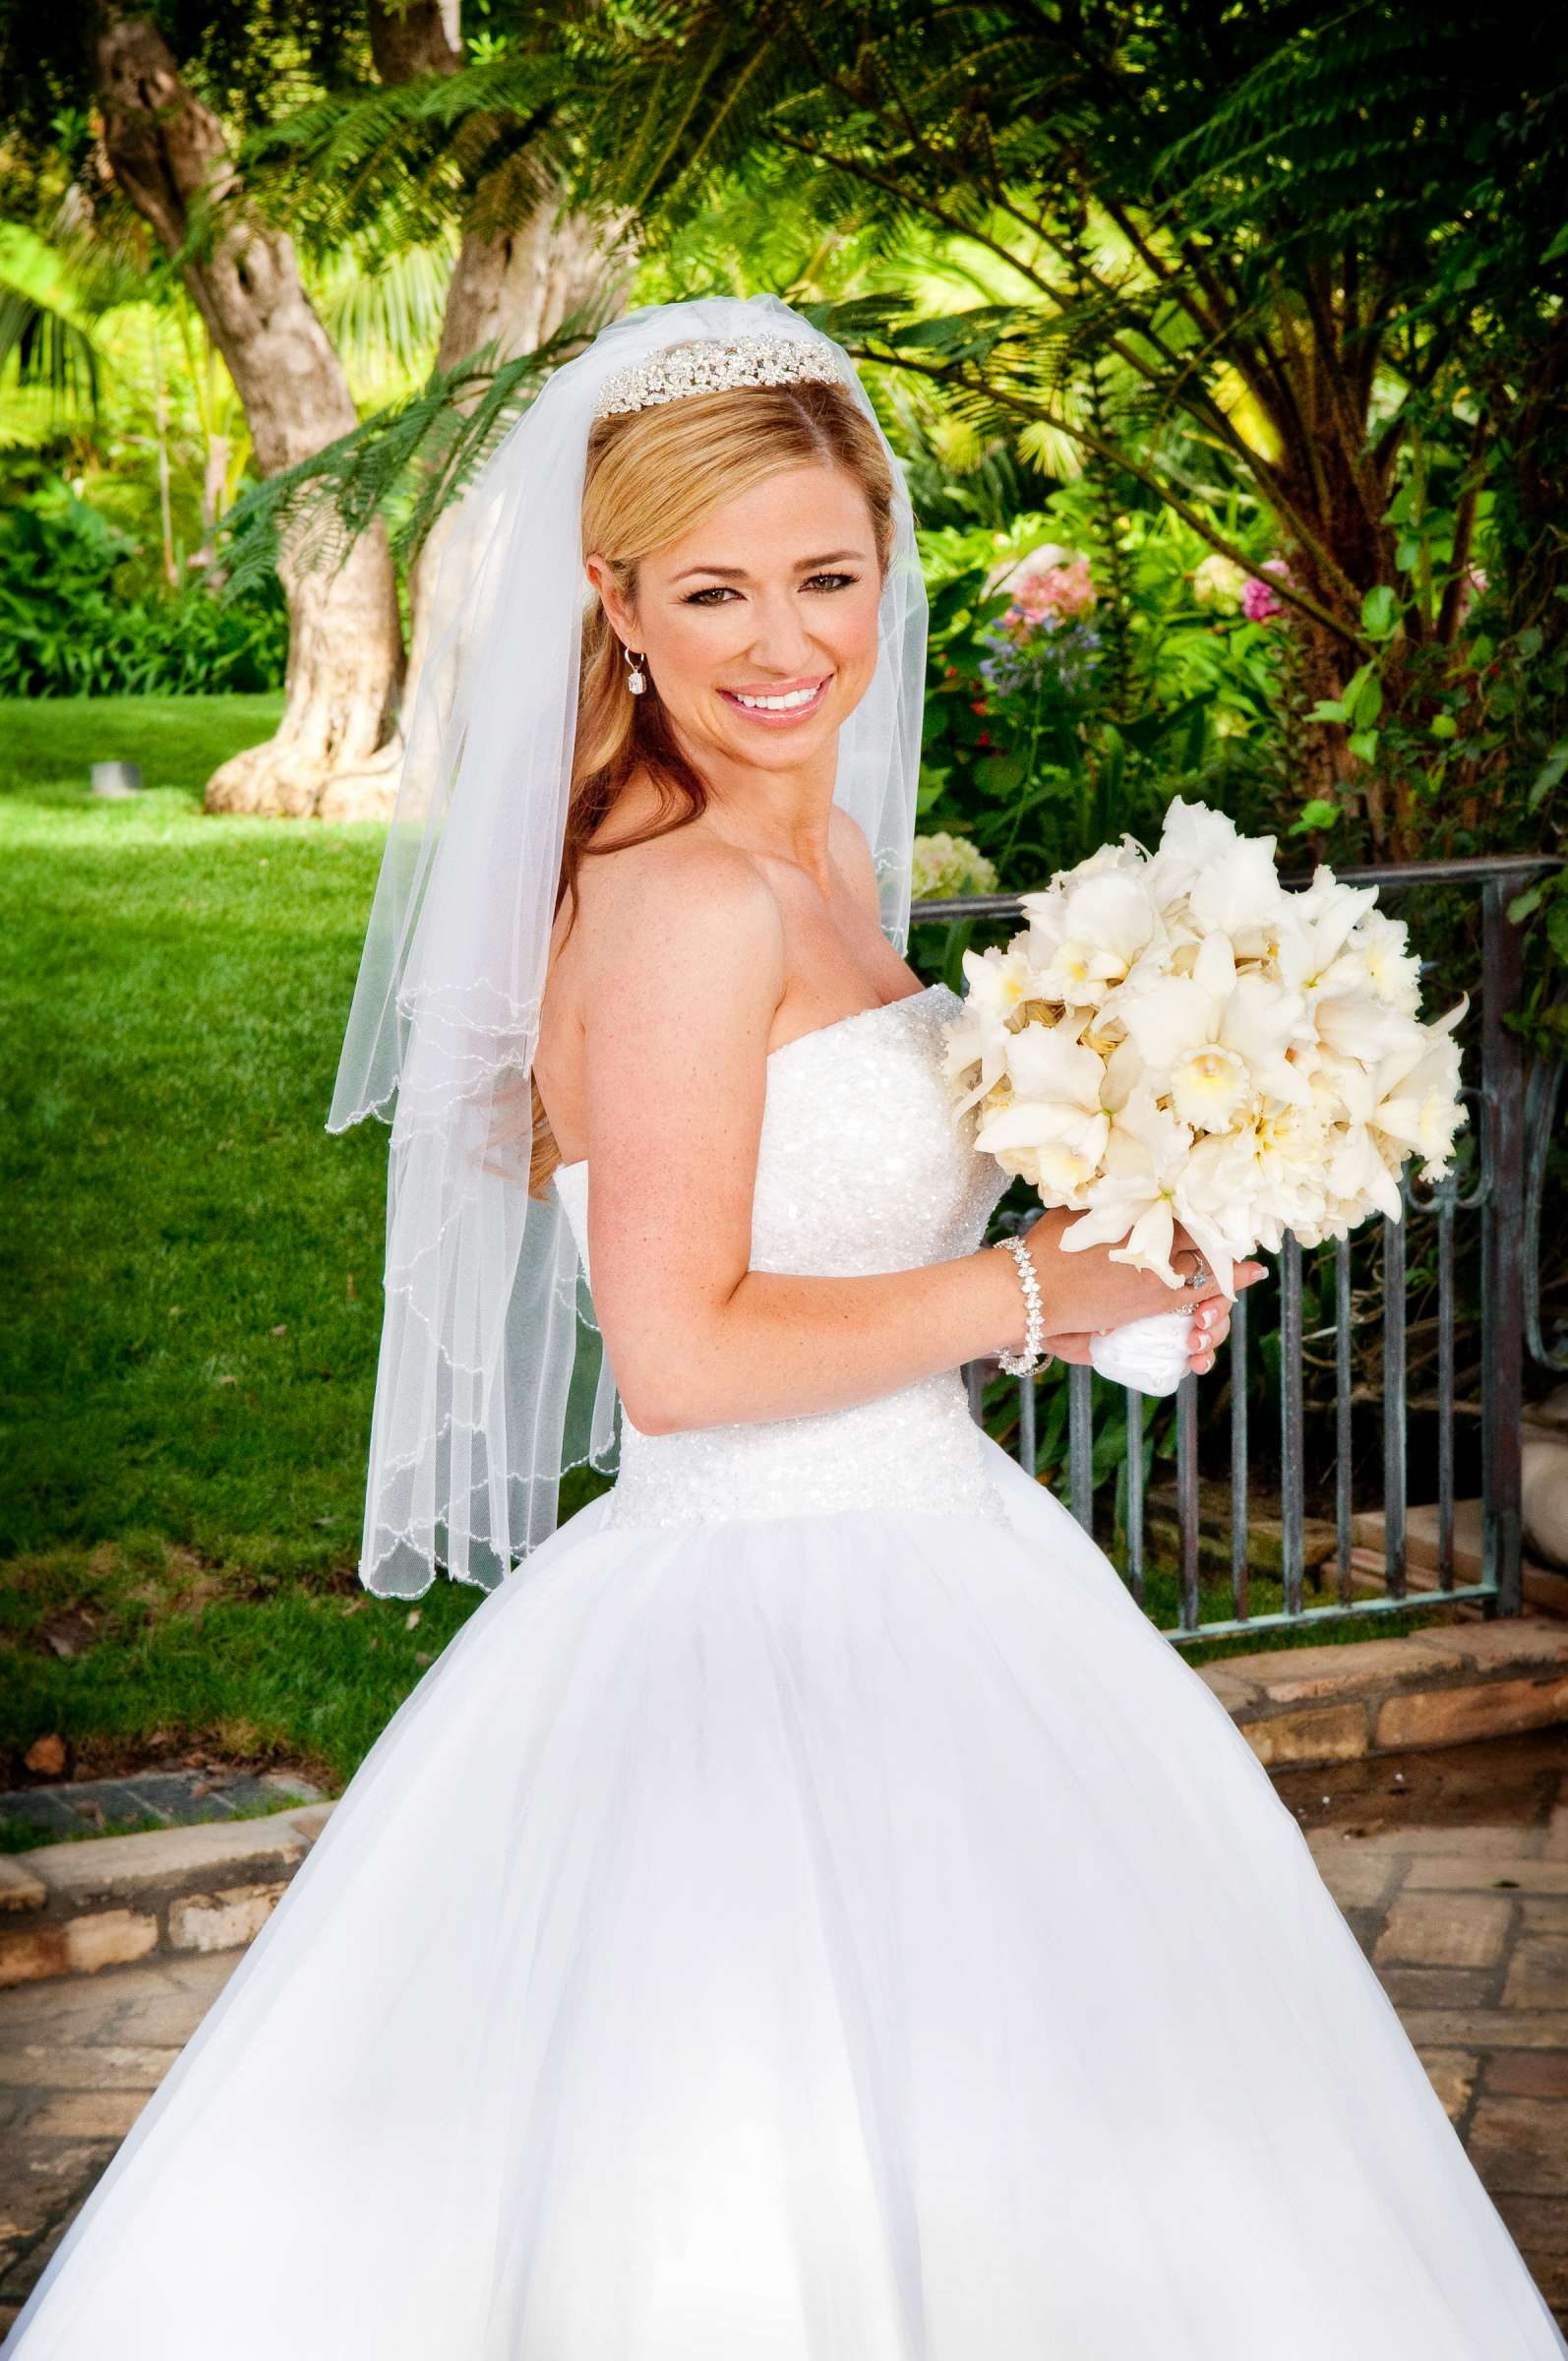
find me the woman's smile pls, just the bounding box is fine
[716,674,832,724]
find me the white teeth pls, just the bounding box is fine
[730,683,821,711]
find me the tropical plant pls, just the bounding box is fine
[0,0,633,814]
[549,1,1568,861]
[0,493,285,696]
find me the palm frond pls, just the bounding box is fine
[0,221,110,418]
[215,302,604,596]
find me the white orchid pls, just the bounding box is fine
[1185,1096,1332,1239]
[1024,868,1165,1008]
[1350,907,1422,1015]
[1112,931,1306,1130]
[1314,990,1427,1070]
[1056,1090,1240,1295]
[1138,799,1282,953]
[1031,837,1143,897]
[1186,835,1290,950]
[943,1000,1009,1119]
[1322,1120,1405,1224]
[961,939,1034,1020]
[1369,1000,1468,1182]
[1143,796,1249,906]
[945,942,1034,1115]
[1269,868,1379,1005]
[973,1016,1111,1198]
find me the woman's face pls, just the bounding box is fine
[588,461,883,774]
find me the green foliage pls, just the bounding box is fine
[916,487,1283,888]
[0,220,108,419]
[215,310,604,591]
[0,495,286,697]
[241,30,582,252]
[0,0,369,176]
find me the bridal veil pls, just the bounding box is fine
[327,293,930,1597]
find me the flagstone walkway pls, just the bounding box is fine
[1,1724,1564,2338]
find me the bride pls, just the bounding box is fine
[7,295,1563,2359]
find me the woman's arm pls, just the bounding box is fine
[566,837,1219,1434]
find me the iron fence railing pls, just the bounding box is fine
[918,854,1563,1645]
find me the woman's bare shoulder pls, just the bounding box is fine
[563,821,788,1003]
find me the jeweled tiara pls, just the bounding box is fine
[591,333,845,419]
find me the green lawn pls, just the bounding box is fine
[0,696,607,1798]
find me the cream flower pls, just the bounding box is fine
[944,943,1035,1116]
[1269,869,1379,1005]
[1141,798,1285,953]
[973,1016,1111,1198]
[1025,868,1165,1009]
[1058,1089,1239,1294]
[1369,1000,1468,1181]
[961,939,1034,1018]
[1350,907,1422,1015]
[1113,931,1307,1126]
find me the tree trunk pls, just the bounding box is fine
[408,207,635,685]
[313,0,634,818]
[93,12,404,817]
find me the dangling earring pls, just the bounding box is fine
[623,644,647,696]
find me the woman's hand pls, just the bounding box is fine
[1023,1209,1267,1376]
[1019,1206,1208,1337]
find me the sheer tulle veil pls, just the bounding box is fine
[327,293,929,1598]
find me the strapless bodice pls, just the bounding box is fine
[552,983,1009,1527]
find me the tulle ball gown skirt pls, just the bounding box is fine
[5,1434,1565,2359]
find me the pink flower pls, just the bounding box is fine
[1456,567,1488,626]
[995,547,1096,637]
[1241,557,1293,625]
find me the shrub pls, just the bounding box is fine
[0,494,287,697]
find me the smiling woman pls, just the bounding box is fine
[525,375,901,1194]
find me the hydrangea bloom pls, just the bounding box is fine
[910,832,1000,902]
[1191,554,1247,610]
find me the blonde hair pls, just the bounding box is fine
[524,376,898,1196]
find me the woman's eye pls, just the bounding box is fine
[682,573,860,607]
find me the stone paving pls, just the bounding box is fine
[0,1726,1564,2337]
[1275,1722,1568,2329]
[0,1768,324,1846]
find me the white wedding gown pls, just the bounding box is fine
[7,980,1564,2359]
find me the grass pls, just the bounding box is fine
[0,696,604,1795]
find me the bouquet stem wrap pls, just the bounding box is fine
[1087,1310,1194,1398]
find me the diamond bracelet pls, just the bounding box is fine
[995,1235,1047,1377]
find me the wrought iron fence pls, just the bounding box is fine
[917,854,1563,1645]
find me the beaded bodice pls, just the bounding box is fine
[552,982,1009,1528]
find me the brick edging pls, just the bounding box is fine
[1199,1615,1568,1768]
[4,1618,1567,1989]
[0,1805,336,1989]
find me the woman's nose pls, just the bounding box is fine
[745,593,817,671]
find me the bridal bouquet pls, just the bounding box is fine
[944,799,1467,1395]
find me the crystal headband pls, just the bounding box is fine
[592,333,845,419]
